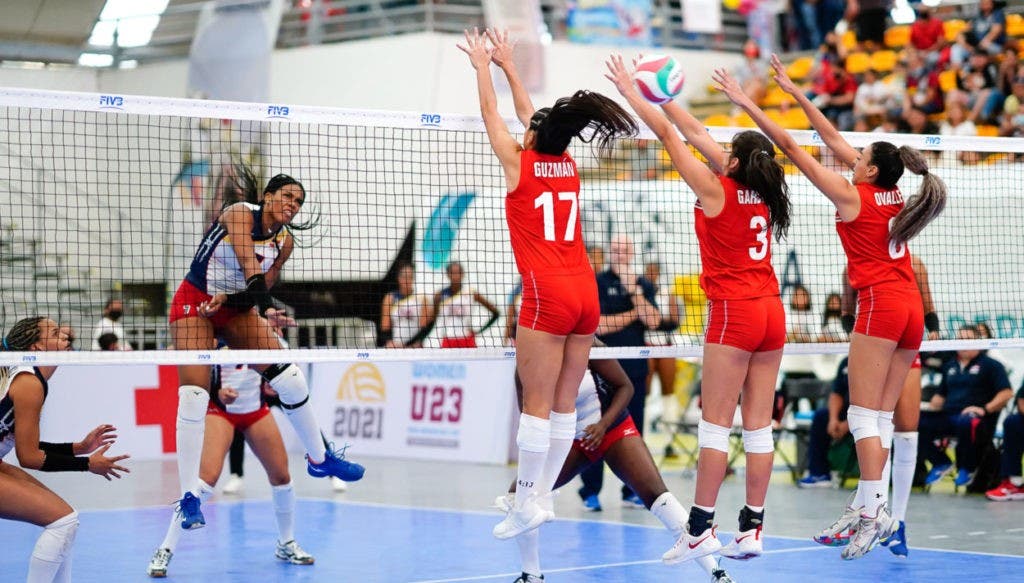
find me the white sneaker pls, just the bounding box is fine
[221,474,243,495]
[331,477,348,492]
[275,539,315,565]
[719,525,763,560]
[841,506,896,561]
[813,505,860,547]
[147,548,172,578]
[494,493,514,513]
[492,493,554,540]
[662,526,722,564]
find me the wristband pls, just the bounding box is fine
[39,441,75,455]
[39,452,90,472]
[656,319,679,332]
[246,273,274,316]
[841,314,855,334]
[924,312,940,334]
[222,292,255,311]
[378,329,393,347]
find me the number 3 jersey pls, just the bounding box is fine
[505,149,590,277]
[185,203,287,294]
[694,175,780,300]
[836,183,915,291]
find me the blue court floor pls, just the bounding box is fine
[2,499,1023,582]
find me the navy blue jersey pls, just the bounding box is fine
[596,269,657,377]
[937,354,1011,413]
[185,203,287,294]
[0,367,47,442]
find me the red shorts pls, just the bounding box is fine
[705,295,785,352]
[854,285,923,350]
[169,280,247,328]
[912,353,921,369]
[518,271,599,336]
[441,334,476,348]
[206,402,271,431]
[573,415,640,463]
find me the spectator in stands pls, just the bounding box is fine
[786,284,817,343]
[849,0,893,50]
[798,357,850,487]
[91,297,130,351]
[588,244,606,273]
[910,4,947,58]
[874,110,902,133]
[854,68,900,121]
[999,72,1024,138]
[734,39,769,105]
[97,332,120,351]
[898,105,940,135]
[812,59,857,130]
[939,101,980,164]
[904,49,945,115]
[819,292,847,342]
[986,381,1024,501]
[953,49,1003,124]
[919,325,1014,488]
[997,46,1020,98]
[953,0,1007,66]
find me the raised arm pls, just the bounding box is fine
[458,28,522,190]
[660,101,728,173]
[769,54,859,168]
[487,28,535,129]
[604,54,723,209]
[714,67,861,220]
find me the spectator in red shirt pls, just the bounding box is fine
[811,58,858,130]
[904,49,945,114]
[910,5,945,55]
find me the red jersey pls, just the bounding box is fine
[836,182,915,290]
[505,149,590,276]
[694,175,780,300]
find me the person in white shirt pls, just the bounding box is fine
[939,101,980,164]
[786,285,818,343]
[91,298,131,351]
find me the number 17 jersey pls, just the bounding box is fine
[695,175,780,300]
[506,149,590,277]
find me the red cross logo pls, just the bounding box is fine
[134,365,181,453]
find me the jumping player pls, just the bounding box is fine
[717,56,947,559]
[499,342,736,583]
[433,261,500,348]
[459,28,638,539]
[169,165,364,530]
[147,359,314,577]
[0,317,130,582]
[606,54,792,564]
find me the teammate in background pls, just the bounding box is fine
[644,261,682,427]
[169,165,364,530]
[499,343,735,583]
[147,359,315,577]
[607,54,792,565]
[0,317,129,583]
[380,263,433,348]
[720,55,947,559]
[433,261,500,348]
[503,278,524,347]
[460,28,637,540]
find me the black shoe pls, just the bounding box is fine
[513,572,544,583]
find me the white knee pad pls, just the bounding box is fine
[893,432,918,465]
[548,411,577,441]
[846,405,880,443]
[878,410,895,449]
[263,364,309,408]
[742,425,774,454]
[177,386,209,423]
[32,511,79,564]
[698,419,731,453]
[516,414,551,453]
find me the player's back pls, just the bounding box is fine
[836,183,915,290]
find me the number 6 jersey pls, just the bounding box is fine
[694,174,780,300]
[836,182,915,291]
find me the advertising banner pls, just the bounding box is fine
[567,0,653,46]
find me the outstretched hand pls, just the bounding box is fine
[76,424,117,455]
[712,68,747,106]
[486,28,516,69]
[457,27,494,71]
[88,444,131,481]
[604,53,635,97]
[770,53,801,96]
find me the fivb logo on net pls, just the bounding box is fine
[99,95,125,111]
[266,105,290,119]
[420,113,442,127]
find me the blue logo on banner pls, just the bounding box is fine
[267,105,290,119]
[422,192,476,269]
[421,113,442,127]
[99,95,125,110]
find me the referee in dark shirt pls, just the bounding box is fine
[919,325,1013,487]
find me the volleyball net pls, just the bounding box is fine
[0,86,1023,366]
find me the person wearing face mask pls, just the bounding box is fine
[91,298,131,351]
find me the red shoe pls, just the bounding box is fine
[986,479,1024,501]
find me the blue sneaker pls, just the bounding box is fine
[307,444,365,482]
[881,520,908,557]
[581,494,602,512]
[954,468,975,487]
[622,492,645,509]
[924,464,953,486]
[797,474,833,488]
[178,492,205,530]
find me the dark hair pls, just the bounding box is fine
[822,292,842,326]
[446,261,463,274]
[869,142,947,245]
[230,163,320,234]
[2,317,46,352]
[730,131,792,241]
[98,332,119,351]
[530,90,638,156]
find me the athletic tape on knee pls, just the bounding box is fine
[878,411,895,449]
[698,419,731,453]
[548,410,577,441]
[846,405,880,442]
[32,511,79,564]
[265,364,309,409]
[516,414,551,453]
[893,432,918,464]
[177,386,209,423]
[742,425,775,454]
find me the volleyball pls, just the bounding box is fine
[633,54,685,104]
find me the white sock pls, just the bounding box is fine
[695,554,719,576]
[662,394,680,424]
[27,512,78,583]
[160,480,214,552]
[694,504,715,513]
[176,386,210,496]
[53,554,71,583]
[860,479,886,517]
[516,528,541,577]
[746,504,764,514]
[881,456,892,498]
[269,367,328,464]
[650,492,688,535]
[540,410,576,493]
[514,414,551,509]
[272,482,296,543]
[852,481,865,509]
[891,432,918,522]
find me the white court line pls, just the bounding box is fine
[410,545,827,583]
[967,531,987,536]
[929,535,950,540]
[1007,528,1024,533]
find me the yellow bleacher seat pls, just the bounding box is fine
[787,56,814,81]
[781,108,810,130]
[944,19,967,42]
[870,50,898,73]
[761,86,794,108]
[1008,13,1024,38]
[765,108,785,125]
[703,113,734,127]
[885,25,910,49]
[734,111,758,128]
[938,69,958,93]
[977,125,1000,137]
[842,30,857,51]
[846,52,871,74]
